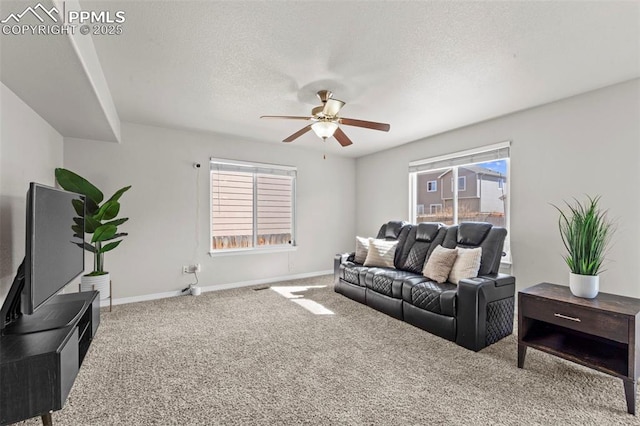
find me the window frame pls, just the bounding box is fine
[209,158,297,255]
[408,141,511,264]
[427,180,437,192]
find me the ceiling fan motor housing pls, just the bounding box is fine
[316,90,333,103]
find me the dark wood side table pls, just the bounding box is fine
[518,283,640,415]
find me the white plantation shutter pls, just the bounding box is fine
[257,174,293,244]
[210,159,296,251]
[211,171,254,246]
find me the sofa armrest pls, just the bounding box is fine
[334,252,354,285]
[455,273,516,351]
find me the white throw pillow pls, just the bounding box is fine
[354,236,370,264]
[448,247,483,284]
[422,245,458,284]
[363,238,398,268]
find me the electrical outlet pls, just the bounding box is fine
[182,264,201,274]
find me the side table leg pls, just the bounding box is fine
[41,413,53,426]
[517,344,527,368]
[623,379,636,415]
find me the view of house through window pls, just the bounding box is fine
[416,160,507,226]
[210,159,296,252]
[410,142,510,260]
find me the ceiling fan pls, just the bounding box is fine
[260,90,390,147]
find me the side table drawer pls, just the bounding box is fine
[521,295,629,343]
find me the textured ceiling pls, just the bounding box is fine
[86,1,640,157]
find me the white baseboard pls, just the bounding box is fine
[100,269,333,308]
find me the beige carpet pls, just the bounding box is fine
[16,275,640,425]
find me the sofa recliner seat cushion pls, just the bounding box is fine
[407,281,457,316]
[340,262,367,286]
[364,269,418,298]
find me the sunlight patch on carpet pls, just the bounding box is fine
[291,299,334,315]
[270,285,335,315]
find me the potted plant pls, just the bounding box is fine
[553,195,615,298]
[55,168,131,300]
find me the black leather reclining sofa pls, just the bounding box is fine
[334,221,515,351]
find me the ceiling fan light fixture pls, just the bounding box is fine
[260,89,390,146]
[311,121,338,140]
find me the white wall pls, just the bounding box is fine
[0,83,64,304]
[356,79,640,297]
[64,122,356,299]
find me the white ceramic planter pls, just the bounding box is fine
[80,273,110,300]
[569,273,599,299]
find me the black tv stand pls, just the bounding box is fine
[3,300,87,335]
[0,291,100,425]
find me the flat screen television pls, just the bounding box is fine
[0,183,85,333]
[25,183,85,312]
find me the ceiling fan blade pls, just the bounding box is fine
[333,127,353,147]
[260,115,312,120]
[340,117,390,132]
[322,98,345,117]
[283,125,312,142]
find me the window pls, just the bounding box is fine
[451,176,466,192]
[210,158,296,252]
[427,180,437,192]
[409,141,511,262]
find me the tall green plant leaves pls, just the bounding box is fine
[95,200,120,221]
[55,168,131,274]
[104,186,131,204]
[553,195,614,276]
[74,242,97,253]
[72,199,84,216]
[100,240,122,253]
[92,224,117,243]
[103,218,128,227]
[84,216,102,233]
[55,168,103,205]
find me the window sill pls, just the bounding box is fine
[209,246,297,257]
